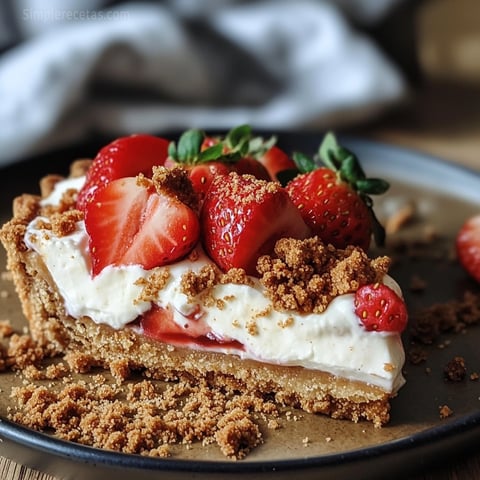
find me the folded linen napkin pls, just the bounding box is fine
[0,0,407,166]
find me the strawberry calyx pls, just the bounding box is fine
[167,125,276,167]
[290,132,390,247]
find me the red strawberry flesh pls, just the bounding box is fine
[85,176,200,275]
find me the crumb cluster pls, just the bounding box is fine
[257,237,391,313]
[409,291,480,345]
[10,374,277,459]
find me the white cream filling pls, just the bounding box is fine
[25,177,406,393]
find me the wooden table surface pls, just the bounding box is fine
[1,81,480,479]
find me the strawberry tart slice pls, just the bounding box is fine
[0,126,407,428]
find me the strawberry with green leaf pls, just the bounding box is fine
[286,132,389,251]
[166,125,279,201]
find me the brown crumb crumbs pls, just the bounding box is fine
[443,356,467,382]
[257,237,391,314]
[49,210,83,237]
[135,268,171,303]
[9,374,274,460]
[439,404,453,419]
[0,319,14,338]
[409,291,480,345]
[151,166,199,212]
[385,201,416,235]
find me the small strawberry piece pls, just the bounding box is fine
[456,214,480,283]
[354,283,408,333]
[201,172,311,275]
[85,176,199,275]
[182,161,231,200]
[77,134,169,210]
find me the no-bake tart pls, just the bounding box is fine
[0,126,407,430]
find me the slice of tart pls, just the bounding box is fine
[0,128,407,428]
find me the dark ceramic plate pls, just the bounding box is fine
[1,134,480,480]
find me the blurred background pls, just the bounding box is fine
[0,0,479,168]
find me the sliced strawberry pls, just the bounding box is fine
[77,134,170,210]
[141,305,209,339]
[456,214,480,283]
[140,305,243,350]
[84,176,199,275]
[201,172,311,276]
[354,283,408,333]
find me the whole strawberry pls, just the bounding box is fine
[286,132,389,251]
[456,214,480,283]
[354,283,408,333]
[201,172,311,276]
[76,134,170,210]
[166,125,273,202]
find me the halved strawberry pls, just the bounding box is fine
[140,305,210,340]
[286,132,389,251]
[84,175,200,276]
[456,214,480,283]
[140,305,243,349]
[354,283,408,333]
[77,134,170,210]
[201,172,311,276]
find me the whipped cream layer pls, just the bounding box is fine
[25,177,406,393]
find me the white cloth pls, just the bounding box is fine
[0,0,407,166]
